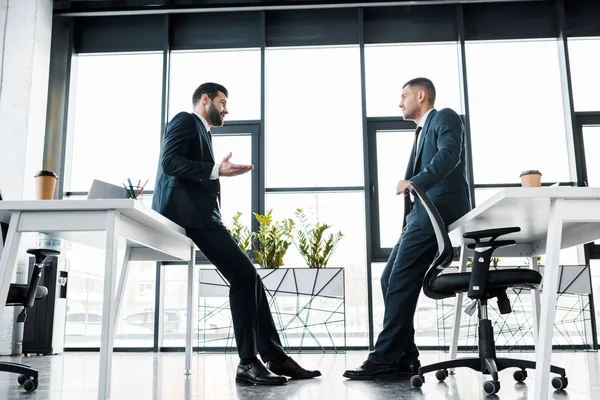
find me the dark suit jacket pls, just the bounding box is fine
[404,108,472,230]
[152,112,220,229]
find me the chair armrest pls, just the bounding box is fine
[467,239,515,250]
[467,247,496,298]
[463,227,520,241]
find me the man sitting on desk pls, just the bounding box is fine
[344,77,472,380]
[152,82,320,385]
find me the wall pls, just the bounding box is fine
[0,0,53,355]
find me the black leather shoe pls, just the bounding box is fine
[343,360,400,380]
[396,357,421,376]
[266,357,321,379]
[236,359,287,385]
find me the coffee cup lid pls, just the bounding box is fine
[520,170,542,177]
[34,170,58,179]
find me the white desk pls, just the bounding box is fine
[0,200,197,400]
[447,187,600,400]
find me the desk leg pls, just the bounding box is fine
[449,244,468,371]
[98,211,120,400]
[534,199,565,400]
[0,212,22,323]
[530,255,541,340]
[185,246,195,376]
[113,247,132,328]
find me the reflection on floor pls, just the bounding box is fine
[0,350,598,399]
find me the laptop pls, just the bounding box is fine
[87,179,130,200]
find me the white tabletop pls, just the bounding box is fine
[448,187,600,255]
[0,199,194,259]
[0,198,185,233]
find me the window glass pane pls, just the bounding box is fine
[265,46,363,187]
[568,38,600,112]
[265,191,367,346]
[365,42,463,117]
[212,135,253,230]
[67,53,163,192]
[583,126,600,187]
[162,265,198,348]
[376,130,413,247]
[591,260,600,345]
[65,244,155,348]
[474,187,502,207]
[582,126,600,244]
[169,49,261,121]
[466,40,569,184]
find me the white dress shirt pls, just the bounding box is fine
[193,112,220,180]
[415,108,434,155]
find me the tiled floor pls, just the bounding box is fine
[0,350,598,399]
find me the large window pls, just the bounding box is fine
[211,133,253,230]
[568,38,600,112]
[266,192,367,345]
[364,42,463,117]
[64,243,156,348]
[66,53,163,192]
[466,40,570,185]
[164,51,258,344]
[169,49,261,121]
[265,46,363,188]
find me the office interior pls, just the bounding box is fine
[1,0,600,399]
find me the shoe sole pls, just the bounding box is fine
[342,372,412,381]
[235,377,287,385]
[285,372,322,380]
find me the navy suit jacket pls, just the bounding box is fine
[152,112,220,229]
[403,108,472,230]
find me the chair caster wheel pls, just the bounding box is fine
[435,369,448,382]
[411,375,424,388]
[513,369,527,382]
[23,378,38,392]
[17,374,27,385]
[483,380,500,394]
[552,377,568,390]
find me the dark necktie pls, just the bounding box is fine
[411,126,422,174]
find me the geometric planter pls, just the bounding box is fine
[198,267,345,352]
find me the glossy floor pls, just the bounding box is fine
[0,350,598,399]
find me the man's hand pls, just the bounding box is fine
[396,179,412,196]
[218,152,254,177]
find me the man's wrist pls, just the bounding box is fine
[210,163,220,180]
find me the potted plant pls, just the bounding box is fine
[201,208,346,352]
[293,208,343,268]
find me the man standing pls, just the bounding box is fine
[153,82,321,385]
[344,77,471,380]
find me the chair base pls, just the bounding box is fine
[0,361,39,392]
[410,356,568,395]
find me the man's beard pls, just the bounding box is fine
[208,103,223,126]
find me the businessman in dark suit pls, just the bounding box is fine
[344,77,471,380]
[153,82,320,385]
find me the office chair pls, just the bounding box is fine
[405,183,568,395]
[0,191,60,392]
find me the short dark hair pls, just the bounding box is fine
[403,77,436,105]
[192,82,228,106]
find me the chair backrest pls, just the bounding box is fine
[407,182,455,300]
[0,190,7,248]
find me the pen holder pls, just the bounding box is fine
[126,186,144,200]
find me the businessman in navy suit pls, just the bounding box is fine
[153,82,320,385]
[344,77,472,380]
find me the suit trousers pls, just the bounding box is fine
[368,218,438,364]
[186,221,286,361]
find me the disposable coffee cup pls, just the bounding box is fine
[34,170,58,200]
[520,170,542,188]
